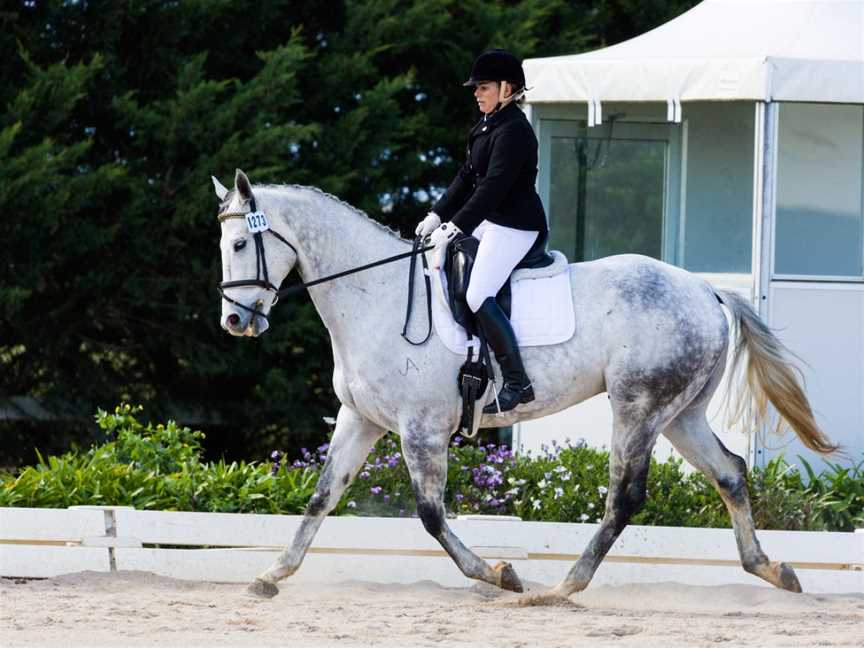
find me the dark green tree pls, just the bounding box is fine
[1,0,699,464]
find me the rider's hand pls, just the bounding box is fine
[429,222,461,269]
[415,211,441,237]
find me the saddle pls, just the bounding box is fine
[443,230,554,434]
[444,230,554,338]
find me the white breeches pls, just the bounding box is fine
[466,220,539,313]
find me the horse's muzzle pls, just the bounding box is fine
[222,305,270,337]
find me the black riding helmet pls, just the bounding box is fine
[463,49,525,87]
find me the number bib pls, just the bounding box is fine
[245,211,270,233]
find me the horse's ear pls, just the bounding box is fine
[235,168,253,201]
[212,175,229,200]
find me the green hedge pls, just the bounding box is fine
[1,405,861,531]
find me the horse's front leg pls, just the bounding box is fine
[249,405,386,598]
[400,420,523,593]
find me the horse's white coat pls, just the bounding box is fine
[217,171,806,599]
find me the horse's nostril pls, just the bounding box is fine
[227,313,241,327]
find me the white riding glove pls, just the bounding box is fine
[428,221,462,269]
[415,211,441,237]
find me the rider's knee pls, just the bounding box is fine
[466,283,486,313]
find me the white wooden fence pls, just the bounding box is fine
[1,506,861,594]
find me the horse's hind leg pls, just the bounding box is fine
[250,405,386,597]
[400,422,523,592]
[663,404,802,593]
[551,412,657,597]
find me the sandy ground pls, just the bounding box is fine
[1,571,861,648]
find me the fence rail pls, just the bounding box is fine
[1,507,861,593]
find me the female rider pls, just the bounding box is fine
[416,49,548,413]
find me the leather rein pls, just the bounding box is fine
[217,200,434,342]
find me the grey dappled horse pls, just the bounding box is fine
[213,170,835,600]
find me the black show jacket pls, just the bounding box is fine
[432,101,548,235]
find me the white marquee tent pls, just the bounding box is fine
[516,0,864,470]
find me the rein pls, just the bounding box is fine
[218,205,434,338]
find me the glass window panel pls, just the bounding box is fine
[775,103,864,277]
[682,102,754,273]
[549,132,666,262]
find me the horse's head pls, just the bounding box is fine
[214,169,297,337]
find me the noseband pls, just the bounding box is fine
[217,197,298,325]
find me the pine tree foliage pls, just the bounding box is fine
[0,0,699,460]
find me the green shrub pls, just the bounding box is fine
[1,405,861,532]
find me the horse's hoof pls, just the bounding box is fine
[247,578,279,599]
[493,561,524,593]
[774,561,803,593]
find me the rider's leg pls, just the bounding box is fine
[465,222,538,413]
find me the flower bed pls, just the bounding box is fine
[1,405,861,531]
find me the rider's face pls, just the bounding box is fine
[474,81,499,114]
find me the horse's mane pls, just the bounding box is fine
[257,183,408,243]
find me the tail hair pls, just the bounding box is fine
[717,290,838,455]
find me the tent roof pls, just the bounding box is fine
[524,0,864,104]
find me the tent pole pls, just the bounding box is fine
[749,100,779,469]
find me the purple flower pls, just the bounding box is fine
[347,500,357,509]
[270,450,281,460]
[455,493,464,502]
[383,495,390,503]
[359,470,370,480]
[370,486,383,495]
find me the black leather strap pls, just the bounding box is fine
[401,236,433,346]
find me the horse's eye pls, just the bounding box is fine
[233,239,247,252]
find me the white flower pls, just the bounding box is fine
[532,499,541,510]
[538,479,548,490]
[560,471,571,481]
[554,465,568,473]
[598,486,608,495]
[347,501,357,509]
[588,502,595,509]
[554,487,564,499]
[579,513,589,522]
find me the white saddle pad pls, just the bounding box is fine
[431,250,576,355]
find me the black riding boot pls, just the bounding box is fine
[475,297,535,413]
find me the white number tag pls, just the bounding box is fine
[245,211,270,233]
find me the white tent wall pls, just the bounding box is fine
[515,100,757,465]
[755,102,864,471]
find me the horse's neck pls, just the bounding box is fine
[272,187,409,340]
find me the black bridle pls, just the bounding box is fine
[217,201,434,342]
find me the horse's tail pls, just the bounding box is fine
[715,290,837,455]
